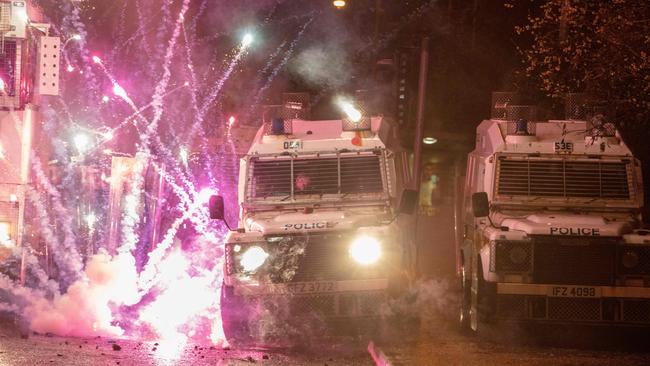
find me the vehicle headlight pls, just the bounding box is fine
[493,241,531,272]
[509,246,529,264]
[240,246,269,272]
[349,235,382,265]
[622,250,639,269]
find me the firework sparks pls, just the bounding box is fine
[0,0,329,352]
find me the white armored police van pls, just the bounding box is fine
[209,108,417,344]
[459,110,648,331]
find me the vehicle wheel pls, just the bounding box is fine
[459,265,472,333]
[472,260,496,333]
[220,285,253,347]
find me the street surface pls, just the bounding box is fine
[2,316,650,365]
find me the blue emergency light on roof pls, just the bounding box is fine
[515,119,530,136]
[271,118,285,135]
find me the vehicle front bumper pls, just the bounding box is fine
[223,279,389,319]
[233,278,388,296]
[495,283,650,324]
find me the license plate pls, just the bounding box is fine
[548,285,601,298]
[269,281,336,295]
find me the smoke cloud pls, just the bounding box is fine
[21,252,139,337]
[292,44,353,89]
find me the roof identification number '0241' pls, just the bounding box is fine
[283,140,302,150]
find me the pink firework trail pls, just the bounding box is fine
[0,0,329,358]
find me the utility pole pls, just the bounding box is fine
[412,36,429,191]
[412,36,429,277]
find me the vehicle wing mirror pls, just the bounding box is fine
[208,195,225,220]
[398,189,418,215]
[471,192,490,217]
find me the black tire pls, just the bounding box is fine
[220,285,254,347]
[474,260,497,333]
[220,285,308,348]
[459,266,472,333]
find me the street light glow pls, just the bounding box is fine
[423,137,438,145]
[72,34,82,41]
[242,33,254,47]
[336,98,362,123]
[333,0,346,9]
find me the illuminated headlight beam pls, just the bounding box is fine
[349,235,381,265]
[240,246,268,272]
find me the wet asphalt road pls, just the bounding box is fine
[2,318,650,366]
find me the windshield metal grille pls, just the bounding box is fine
[496,158,631,199]
[247,154,385,201]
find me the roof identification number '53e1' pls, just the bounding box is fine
[284,222,338,231]
[554,141,574,153]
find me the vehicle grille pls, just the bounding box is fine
[532,236,617,286]
[496,157,631,200]
[496,296,650,324]
[283,234,386,282]
[248,291,385,318]
[497,295,527,319]
[291,294,337,317]
[622,300,650,323]
[617,246,650,276]
[547,298,601,321]
[247,154,385,200]
[491,241,532,272]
